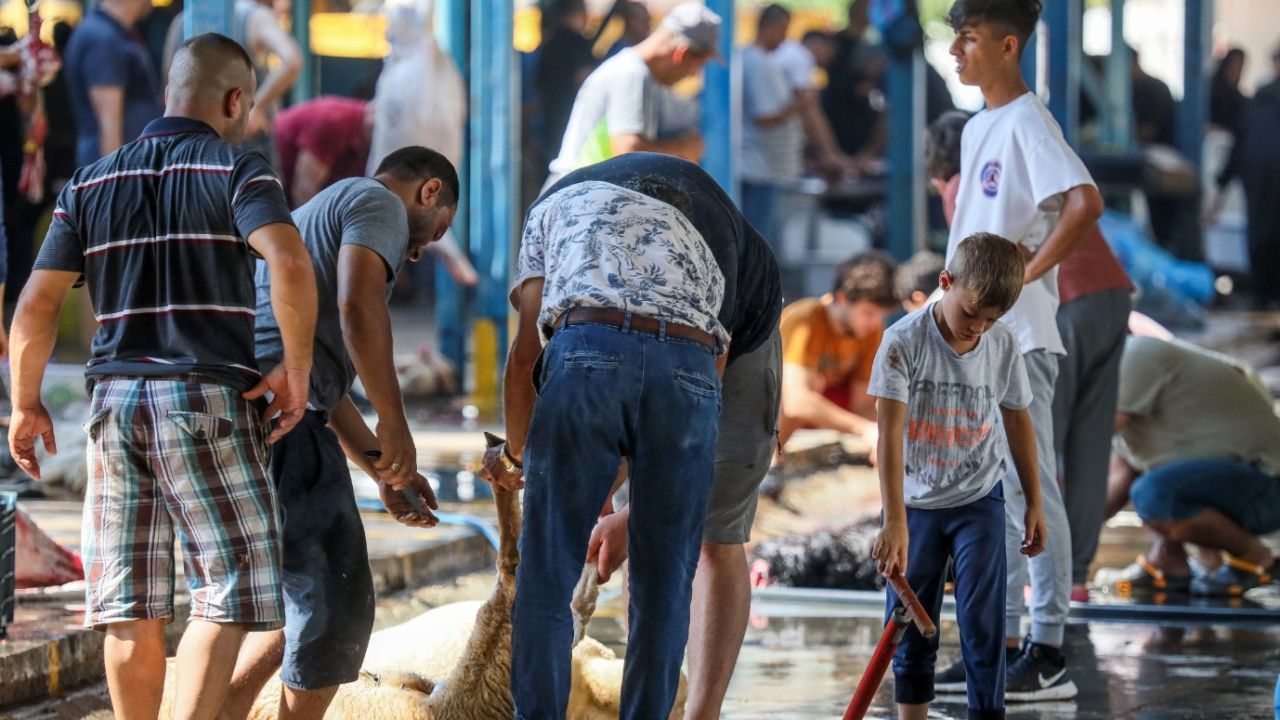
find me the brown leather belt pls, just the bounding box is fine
[552,307,719,352]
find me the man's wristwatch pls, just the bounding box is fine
[499,444,523,475]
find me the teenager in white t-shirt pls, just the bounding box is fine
[935,0,1104,706]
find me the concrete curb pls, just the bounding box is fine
[0,530,495,710]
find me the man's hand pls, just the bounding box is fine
[873,518,909,577]
[1021,503,1047,557]
[479,439,524,491]
[373,419,417,489]
[379,472,439,528]
[243,363,310,443]
[586,507,630,582]
[9,404,56,480]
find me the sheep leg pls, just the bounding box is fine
[570,563,601,646]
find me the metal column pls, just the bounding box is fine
[1177,0,1212,170]
[435,0,469,378]
[1020,23,1039,92]
[184,0,232,37]
[885,50,924,261]
[468,0,517,409]
[291,0,315,100]
[1045,0,1082,146]
[1102,0,1131,151]
[700,0,736,199]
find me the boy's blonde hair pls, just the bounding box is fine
[947,233,1025,312]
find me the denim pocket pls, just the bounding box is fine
[562,350,621,370]
[167,411,235,441]
[673,369,719,399]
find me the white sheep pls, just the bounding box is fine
[159,487,686,719]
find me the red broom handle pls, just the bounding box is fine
[842,614,902,720]
[887,572,937,638]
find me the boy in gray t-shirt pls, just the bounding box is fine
[868,233,1045,719]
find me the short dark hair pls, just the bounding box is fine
[895,250,945,302]
[833,251,898,307]
[947,0,1042,54]
[621,174,695,223]
[759,4,790,29]
[180,32,253,74]
[802,29,831,46]
[926,110,970,182]
[947,233,1025,311]
[375,146,460,206]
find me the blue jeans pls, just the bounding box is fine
[511,318,721,720]
[888,484,1006,719]
[1131,458,1280,535]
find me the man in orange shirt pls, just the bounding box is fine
[776,252,898,468]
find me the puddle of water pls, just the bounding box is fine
[586,599,1280,719]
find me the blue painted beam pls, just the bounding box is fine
[434,0,469,379]
[1102,0,1131,151]
[1020,23,1038,91]
[1177,0,1212,169]
[468,0,516,404]
[184,0,232,37]
[700,0,736,201]
[291,0,314,101]
[1045,0,1082,146]
[885,50,922,262]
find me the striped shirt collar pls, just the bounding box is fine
[139,116,220,140]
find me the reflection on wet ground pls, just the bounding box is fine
[588,601,1280,719]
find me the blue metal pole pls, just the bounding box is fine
[1045,0,1081,146]
[184,0,232,37]
[434,0,469,379]
[1103,0,1131,151]
[1177,0,1212,170]
[291,0,314,101]
[1020,23,1038,92]
[700,0,736,201]
[469,0,516,407]
[885,50,921,262]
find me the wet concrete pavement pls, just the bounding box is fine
[583,599,1280,719]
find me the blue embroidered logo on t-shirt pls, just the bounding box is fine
[980,160,1001,198]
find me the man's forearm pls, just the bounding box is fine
[266,250,318,370]
[613,134,703,162]
[98,119,123,157]
[341,303,406,423]
[785,390,874,436]
[330,394,379,475]
[9,300,59,407]
[256,63,299,112]
[502,352,537,460]
[1002,407,1042,507]
[1024,185,1104,283]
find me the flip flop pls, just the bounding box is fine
[1099,555,1191,596]
[1191,555,1276,597]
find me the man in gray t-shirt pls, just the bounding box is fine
[229,147,458,718]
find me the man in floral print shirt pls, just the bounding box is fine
[491,169,728,720]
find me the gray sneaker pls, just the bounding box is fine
[1005,637,1078,702]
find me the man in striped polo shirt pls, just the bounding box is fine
[8,34,317,720]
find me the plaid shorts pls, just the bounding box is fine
[82,377,283,631]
